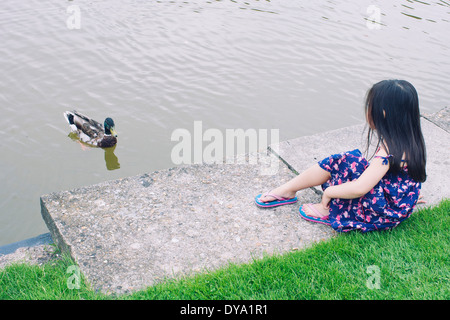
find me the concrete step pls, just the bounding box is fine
[40,152,332,294]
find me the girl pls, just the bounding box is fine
[255,79,427,232]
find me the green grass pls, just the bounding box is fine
[1,199,448,300]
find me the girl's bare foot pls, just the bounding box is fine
[302,203,330,218]
[259,186,296,202]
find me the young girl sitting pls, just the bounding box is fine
[255,79,427,233]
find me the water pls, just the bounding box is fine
[0,0,449,245]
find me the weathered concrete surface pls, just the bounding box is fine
[41,152,333,294]
[270,123,369,176]
[417,116,450,206]
[0,233,56,269]
[423,106,449,133]
[271,113,450,207]
[0,233,52,256]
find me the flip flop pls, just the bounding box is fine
[255,193,298,208]
[299,203,331,226]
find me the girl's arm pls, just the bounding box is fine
[321,149,390,207]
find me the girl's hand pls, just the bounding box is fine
[321,191,332,210]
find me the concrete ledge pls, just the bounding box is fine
[423,106,449,133]
[40,153,333,294]
[0,233,53,256]
[0,233,55,269]
[270,123,368,176]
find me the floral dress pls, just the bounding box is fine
[318,149,421,233]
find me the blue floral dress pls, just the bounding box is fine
[318,149,421,233]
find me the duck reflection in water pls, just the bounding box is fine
[68,132,120,171]
[104,145,120,170]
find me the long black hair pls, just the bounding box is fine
[365,79,426,182]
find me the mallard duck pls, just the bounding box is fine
[64,110,118,148]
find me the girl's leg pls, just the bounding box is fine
[259,164,331,202]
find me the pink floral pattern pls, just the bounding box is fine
[318,149,421,233]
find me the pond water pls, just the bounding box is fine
[0,0,449,245]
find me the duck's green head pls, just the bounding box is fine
[104,118,118,137]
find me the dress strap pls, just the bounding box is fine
[374,154,392,165]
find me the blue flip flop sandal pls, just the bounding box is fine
[299,203,331,226]
[255,193,298,208]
